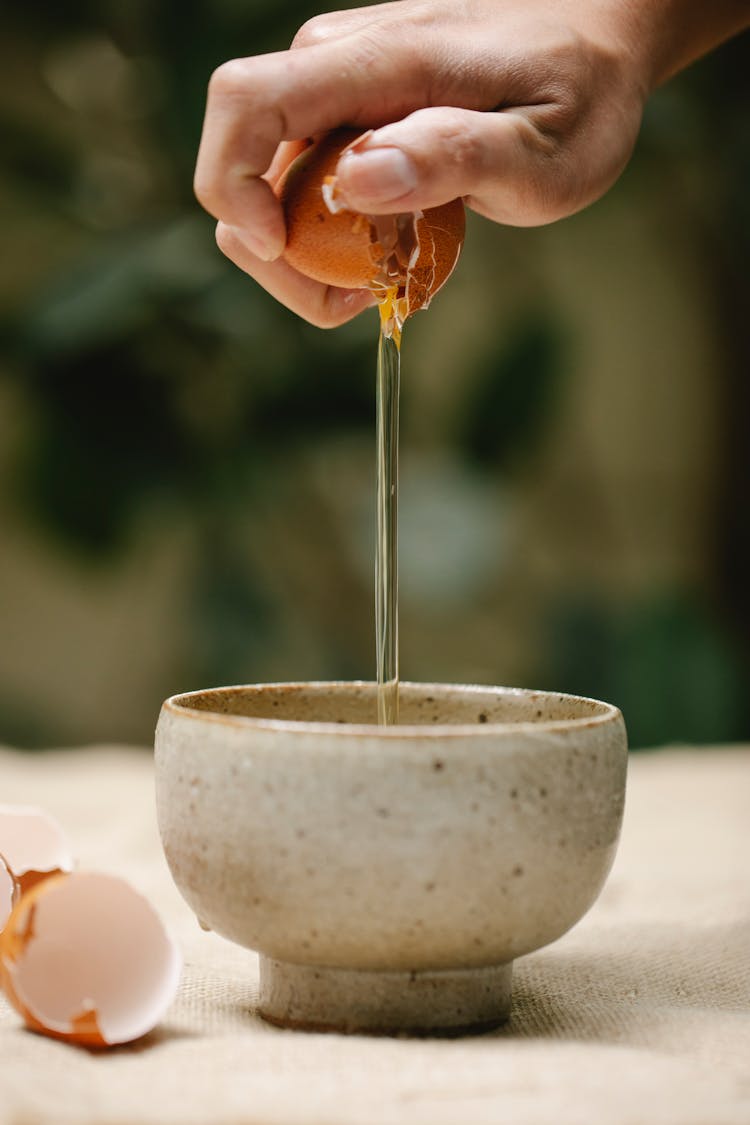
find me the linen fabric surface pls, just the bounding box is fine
[0,744,748,1125]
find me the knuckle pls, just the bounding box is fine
[193,171,213,211]
[291,15,335,49]
[195,164,246,221]
[437,111,485,172]
[214,222,235,254]
[193,166,221,212]
[207,58,249,101]
[338,23,405,76]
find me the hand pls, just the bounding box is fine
[194,0,749,327]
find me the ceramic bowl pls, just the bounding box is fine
[155,681,627,1034]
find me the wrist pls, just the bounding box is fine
[609,0,750,91]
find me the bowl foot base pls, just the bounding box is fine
[258,956,513,1035]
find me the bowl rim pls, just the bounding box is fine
[160,680,623,740]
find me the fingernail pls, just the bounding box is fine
[239,230,282,262]
[338,147,418,206]
[340,288,378,308]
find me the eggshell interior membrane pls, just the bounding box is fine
[278,128,465,320]
[0,871,181,1046]
[0,856,16,934]
[0,805,74,894]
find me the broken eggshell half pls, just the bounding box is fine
[0,871,181,1047]
[0,804,75,897]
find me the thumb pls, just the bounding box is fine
[333,106,572,227]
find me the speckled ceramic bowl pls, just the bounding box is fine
[155,682,627,1034]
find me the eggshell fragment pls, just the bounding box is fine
[0,871,181,1047]
[0,855,16,934]
[0,805,74,895]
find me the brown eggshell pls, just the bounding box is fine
[0,871,181,1047]
[278,128,465,318]
[280,131,377,290]
[0,805,74,896]
[404,205,465,315]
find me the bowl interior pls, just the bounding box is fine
[167,682,616,730]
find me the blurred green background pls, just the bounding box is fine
[1,2,748,750]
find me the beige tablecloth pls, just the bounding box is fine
[0,745,748,1125]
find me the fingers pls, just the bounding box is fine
[216,223,377,329]
[333,105,582,227]
[194,59,287,260]
[194,39,433,259]
[290,3,402,48]
[334,100,636,226]
[196,0,644,326]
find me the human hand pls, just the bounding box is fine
[194,0,748,327]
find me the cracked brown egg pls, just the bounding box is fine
[0,871,181,1047]
[278,128,465,321]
